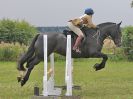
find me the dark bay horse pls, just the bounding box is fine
[17,22,122,86]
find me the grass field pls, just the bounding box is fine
[0,59,133,99]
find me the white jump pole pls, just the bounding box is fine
[50,53,54,79]
[43,35,48,96]
[65,35,72,96]
[42,35,61,96]
[47,53,61,96]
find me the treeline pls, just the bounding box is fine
[37,26,69,33]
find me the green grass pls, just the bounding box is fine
[0,60,133,99]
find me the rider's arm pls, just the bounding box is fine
[70,18,82,27]
[82,15,97,28]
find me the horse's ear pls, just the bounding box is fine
[118,21,122,26]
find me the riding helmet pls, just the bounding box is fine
[84,8,94,15]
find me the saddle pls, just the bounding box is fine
[63,30,77,38]
[63,26,92,38]
[63,30,85,44]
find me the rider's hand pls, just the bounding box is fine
[96,26,100,30]
[77,23,84,29]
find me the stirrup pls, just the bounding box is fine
[73,47,81,53]
[75,48,81,53]
[72,46,77,51]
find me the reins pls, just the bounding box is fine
[93,29,101,44]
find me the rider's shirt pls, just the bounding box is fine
[69,14,96,28]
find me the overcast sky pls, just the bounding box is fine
[0,0,132,26]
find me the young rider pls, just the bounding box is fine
[68,8,98,52]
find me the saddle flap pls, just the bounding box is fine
[63,30,75,38]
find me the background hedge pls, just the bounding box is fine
[0,42,27,61]
[0,19,37,45]
[122,26,133,61]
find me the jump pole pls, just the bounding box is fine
[65,35,72,96]
[63,35,81,99]
[42,35,48,96]
[42,35,61,97]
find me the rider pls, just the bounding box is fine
[68,8,98,52]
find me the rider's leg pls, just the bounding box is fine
[73,35,83,51]
[68,22,84,51]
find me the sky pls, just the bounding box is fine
[0,0,132,27]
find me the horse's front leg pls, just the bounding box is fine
[92,52,108,71]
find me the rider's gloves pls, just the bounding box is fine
[96,26,100,30]
[95,26,100,31]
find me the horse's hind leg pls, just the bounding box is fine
[21,56,41,86]
[25,55,35,68]
[25,50,53,69]
[17,50,34,71]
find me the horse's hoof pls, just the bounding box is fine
[17,77,21,82]
[95,67,101,71]
[93,63,100,71]
[21,80,26,86]
[93,63,99,68]
[21,67,26,71]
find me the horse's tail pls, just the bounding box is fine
[27,33,40,53]
[17,34,40,71]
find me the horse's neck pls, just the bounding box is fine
[99,27,110,45]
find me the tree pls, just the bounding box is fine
[122,26,133,61]
[0,19,37,45]
[15,20,37,45]
[0,19,16,43]
[131,0,133,7]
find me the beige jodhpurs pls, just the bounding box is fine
[67,22,84,37]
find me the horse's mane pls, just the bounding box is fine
[98,22,116,27]
[82,22,116,36]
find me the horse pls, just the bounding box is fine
[17,22,122,86]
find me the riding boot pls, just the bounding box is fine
[73,36,83,51]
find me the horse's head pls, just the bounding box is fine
[107,22,122,47]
